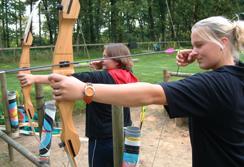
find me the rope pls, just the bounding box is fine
[151,114,168,167]
[151,1,182,166]
[165,0,181,74]
[79,23,91,65]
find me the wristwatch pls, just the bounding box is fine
[83,83,95,104]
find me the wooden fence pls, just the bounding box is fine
[0,41,191,57]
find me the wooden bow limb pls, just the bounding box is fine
[57,102,80,167]
[52,0,81,166]
[18,0,42,138]
[18,32,36,134]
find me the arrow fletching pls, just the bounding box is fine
[23,0,42,42]
[164,48,177,54]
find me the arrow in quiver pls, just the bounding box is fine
[122,126,141,167]
[7,91,19,129]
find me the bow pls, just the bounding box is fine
[18,0,42,134]
[52,0,80,166]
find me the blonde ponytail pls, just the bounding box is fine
[233,20,244,52]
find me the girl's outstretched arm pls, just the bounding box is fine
[48,73,166,107]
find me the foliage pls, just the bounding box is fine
[0,0,243,47]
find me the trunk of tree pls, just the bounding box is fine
[43,0,54,44]
[38,4,41,40]
[1,0,6,47]
[4,0,9,47]
[167,0,176,40]
[88,0,95,43]
[81,0,90,43]
[110,0,117,42]
[117,0,123,42]
[19,0,22,45]
[15,4,19,46]
[94,0,101,42]
[138,18,145,41]
[192,0,200,24]
[147,0,155,41]
[158,0,167,42]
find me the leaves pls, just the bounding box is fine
[0,0,244,47]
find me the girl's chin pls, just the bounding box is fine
[199,64,211,70]
[198,62,206,69]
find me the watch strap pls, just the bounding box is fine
[83,83,95,104]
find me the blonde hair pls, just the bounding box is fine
[104,43,134,71]
[192,16,244,60]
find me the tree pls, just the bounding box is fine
[1,0,244,47]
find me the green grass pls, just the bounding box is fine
[133,53,201,83]
[0,48,203,114]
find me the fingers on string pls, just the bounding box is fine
[53,88,61,96]
[50,81,62,90]
[176,54,188,66]
[52,88,63,100]
[17,74,25,80]
[21,79,28,85]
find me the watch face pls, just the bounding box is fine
[85,87,95,96]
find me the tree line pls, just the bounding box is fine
[0,0,243,48]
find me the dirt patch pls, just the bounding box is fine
[0,105,191,167]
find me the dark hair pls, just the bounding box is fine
[104,43,134,71]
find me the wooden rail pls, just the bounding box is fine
[0,41,191,51]
[0,130,49,167]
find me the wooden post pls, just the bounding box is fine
[35,83,45,137]
[0,71,14,161]
[13,48,16,59]
[163,69,170,82]
[112,105,124,167]
[162,69,170,116]
[168,71,194,78]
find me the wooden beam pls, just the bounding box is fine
[0,71,14,161]
[112,105,124,167]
